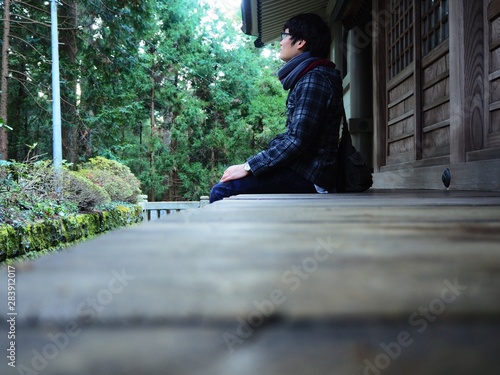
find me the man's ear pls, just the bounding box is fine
[296,39,306,50]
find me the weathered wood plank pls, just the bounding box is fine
[374,159,500,190]
[1,191,499,375]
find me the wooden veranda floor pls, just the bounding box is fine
[1,189,500,375]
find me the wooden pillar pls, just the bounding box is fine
[449,1,485,164]
[331,21,345,76]
[449,1,466,164]
[347,30,372,119]
[413,0,422,161]
[372,0,387,172]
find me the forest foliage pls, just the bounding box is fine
[0,0,287,201]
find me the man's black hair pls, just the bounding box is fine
[284,13,331,59]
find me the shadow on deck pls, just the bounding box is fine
[1,189,500,375]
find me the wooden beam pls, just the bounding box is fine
[373,158,500,190]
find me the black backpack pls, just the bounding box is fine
[335,106,373,193]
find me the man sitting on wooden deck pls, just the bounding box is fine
[210,13,343,203]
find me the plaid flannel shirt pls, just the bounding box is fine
[247,65,343,190]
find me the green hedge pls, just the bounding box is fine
[0,205,142,262]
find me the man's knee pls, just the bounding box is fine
[209,183,225,203]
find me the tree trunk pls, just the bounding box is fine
[0,0,11,160]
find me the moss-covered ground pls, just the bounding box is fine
[0,205,142,263]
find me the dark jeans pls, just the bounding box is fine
[209,167,317,203]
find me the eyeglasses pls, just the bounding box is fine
[281,32,292,41]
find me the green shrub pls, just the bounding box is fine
[82,157,141,203]
[1,156,144,261]
[1,160,110,212]
[78,168,134,203]
[1,161,80,226]
[61,170,111,210]
[0,162,8,179]
[1,159,54,198]
[1,157,142,227]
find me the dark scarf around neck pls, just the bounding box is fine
[277,51,336,90]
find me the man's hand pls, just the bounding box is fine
[220,164,250,183]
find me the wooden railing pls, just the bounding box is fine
[137,195,209,221]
